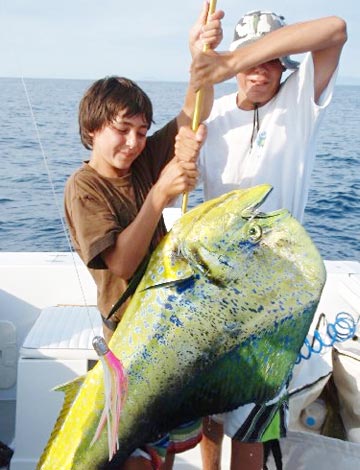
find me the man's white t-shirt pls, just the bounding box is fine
[198,53,338,438]
[199,53,337,222]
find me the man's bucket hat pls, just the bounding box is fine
[230,10,300,70]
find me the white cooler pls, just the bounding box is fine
[11,305,102,470]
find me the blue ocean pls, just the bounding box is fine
[0,77,359,260]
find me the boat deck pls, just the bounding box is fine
[0,253,359,469]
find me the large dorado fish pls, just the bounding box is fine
[37,184,326,469]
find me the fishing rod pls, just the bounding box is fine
[181,0,217,215]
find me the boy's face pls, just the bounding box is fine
[90,110,148,178]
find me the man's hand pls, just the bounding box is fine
[191,50,237,90]
[189,1,224,57]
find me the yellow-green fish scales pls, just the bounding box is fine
[37,184,326,469]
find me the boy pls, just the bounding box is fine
[65,75,205,342]
[64,4,224,469]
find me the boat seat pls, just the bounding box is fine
[11,305,102,470]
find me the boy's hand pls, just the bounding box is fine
[189,1,224,57]
[174,123,207,163]
[154,125,206,205]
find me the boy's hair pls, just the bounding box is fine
[79,76,154,150]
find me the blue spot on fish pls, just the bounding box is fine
[141,349,151,360]
[238,240,256,250]
[176,276,195,293]
[154,333,166,345]
[170,314,183,327]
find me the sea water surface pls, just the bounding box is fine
[0,77,359,260]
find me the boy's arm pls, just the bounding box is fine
[102,125,206,280]
[176,1,224,128]
[191,16,347,103]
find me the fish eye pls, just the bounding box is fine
[247,223,262,243]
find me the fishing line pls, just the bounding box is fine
[3,0,119,455]
[14,4,126,461]
[3,0,97,334]
[21,77,128,459]
[295,311,359,364]
[20,76,98,337]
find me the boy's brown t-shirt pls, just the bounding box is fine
[64,119,178,336]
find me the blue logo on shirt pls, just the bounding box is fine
[256,131,266,147]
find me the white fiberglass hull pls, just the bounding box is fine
[0,252,359,469]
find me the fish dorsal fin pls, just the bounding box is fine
[36,375,85,469]
[53,374,86,394]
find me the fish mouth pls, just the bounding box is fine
[240,184,288,219]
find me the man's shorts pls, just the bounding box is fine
[131,419,202,469]
[212,393,289,443]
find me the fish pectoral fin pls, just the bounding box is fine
[142,274,196,292]
[141,255,195,290]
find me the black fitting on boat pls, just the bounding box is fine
[0,440,14,469]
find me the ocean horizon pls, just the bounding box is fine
[0,77,359,260]
[1,73,360,86]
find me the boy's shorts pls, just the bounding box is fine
[212,393,289,443]
[131,419,202,469]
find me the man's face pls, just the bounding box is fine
[90,110,148,178]
[236,59,284,108]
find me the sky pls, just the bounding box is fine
[0,0,359,84]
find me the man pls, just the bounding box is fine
[190,9,347,470]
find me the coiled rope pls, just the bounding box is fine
[296,311,359,364]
